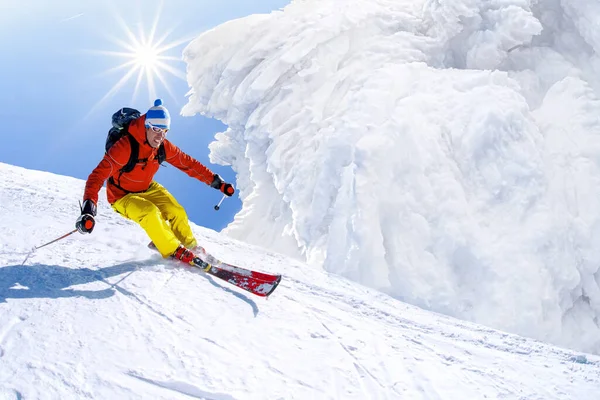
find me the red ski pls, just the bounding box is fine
[149,243,282,297]
[195,249,281,282]
[194,259,282,297]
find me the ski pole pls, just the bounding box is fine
[34,229,78,250]
[214,194,227,211]
[21,229,78,265]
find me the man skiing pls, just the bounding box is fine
[75,99,235,264]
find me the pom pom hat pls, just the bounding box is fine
[145,99,171,129]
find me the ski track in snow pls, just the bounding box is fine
[126,371,238,400]
[0,315,27,359]
[309,307,386,397]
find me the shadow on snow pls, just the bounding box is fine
[0,261,147,302]
[0,260,260,316]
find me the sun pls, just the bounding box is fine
[87,2,195,113]
[134,45,160,70]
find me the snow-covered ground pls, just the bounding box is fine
[181,0,600,354]
[1,164,600,398]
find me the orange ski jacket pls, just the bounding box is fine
[83,114,215,205]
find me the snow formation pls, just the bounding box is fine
[182,0,600,353]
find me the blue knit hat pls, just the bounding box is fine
[145,99,171,129]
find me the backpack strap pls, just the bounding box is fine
[124,136,165,168]
[120,134,139,173]
[107,134,166,194]
[157,143,166,164]
[107,134,139,192]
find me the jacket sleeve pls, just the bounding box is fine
[82,139,131,205]
[163,140,215,185]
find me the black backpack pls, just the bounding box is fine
[105,107,166,174]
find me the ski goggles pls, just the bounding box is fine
[145,123,168,134]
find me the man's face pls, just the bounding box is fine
[146,125,168,148]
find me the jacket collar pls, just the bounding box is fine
[129,115,150,146]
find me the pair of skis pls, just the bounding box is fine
[149,243,282,298]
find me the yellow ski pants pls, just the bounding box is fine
[112,182,197,257]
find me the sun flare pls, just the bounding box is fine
[87,2,194,112]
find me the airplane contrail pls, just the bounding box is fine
[59,13,84,23]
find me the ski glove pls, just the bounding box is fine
[76,199,97,234]
[210,174,235,197]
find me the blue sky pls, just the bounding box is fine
[0,0,289,232]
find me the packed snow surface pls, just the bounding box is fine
[182,0,600,354]
[1,162,600,399]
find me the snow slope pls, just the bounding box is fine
[1,163,600,398]
[181,0,600,354]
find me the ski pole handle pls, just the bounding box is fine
[214,194,227,211]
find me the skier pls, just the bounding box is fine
[75,99,235,264]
